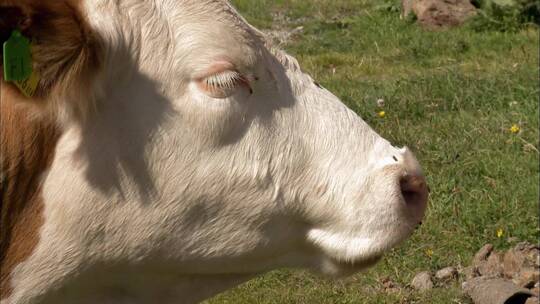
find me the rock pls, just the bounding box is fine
[525,297,539,304]
[462,266,480,280]
[478,251,503,277]
[515,242,537,251]
[401,0,477,29]
[435,266,458,282]
[474,244,494,264]
[530,286,539,297]
[505,248,524,278]
[514,242,540,260]
[463,277,534,304]
[504,242,540,279]
[411,271,434,291]
[514,268,540,288]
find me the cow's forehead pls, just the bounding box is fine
[154,0,262,75]
[88,0,286,81]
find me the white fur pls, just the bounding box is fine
[3,1,426,303]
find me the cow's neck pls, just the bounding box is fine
[38,265,256,304]
[0,88,61,298]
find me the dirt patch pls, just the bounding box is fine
[402,0,477,29]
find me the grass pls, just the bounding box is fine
[206,1,539,303]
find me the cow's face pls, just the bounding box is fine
[75,0,429,277]
[0,1,426,285]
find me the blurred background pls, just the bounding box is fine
[206,1,539,303]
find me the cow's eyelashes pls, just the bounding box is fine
[205,70,242,89]
[197,70,251,99]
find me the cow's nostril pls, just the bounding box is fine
[399,174,428,208]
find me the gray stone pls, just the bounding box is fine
[435,266,458,282]
[505,248,523,278]
[478,251,503,277]
[411,271,434,291]
[474,244,494,264]
[504,242,540,279]
[463,277,534,304]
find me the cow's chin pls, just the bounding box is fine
[306,226,412,277]
[315,253,383,278]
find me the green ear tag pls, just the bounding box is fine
[3,30,39,97]
[3,30,32,81]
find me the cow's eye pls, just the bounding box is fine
[197,70,251,99]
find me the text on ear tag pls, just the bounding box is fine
[13,70,40,97]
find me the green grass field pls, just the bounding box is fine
[206,1,539,303]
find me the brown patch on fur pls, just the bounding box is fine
[0,0,100,297]
[0,83,60,298]
[1,0,102,120]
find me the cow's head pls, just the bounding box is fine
[2,0,427,281]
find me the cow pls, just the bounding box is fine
[0,0,429,303]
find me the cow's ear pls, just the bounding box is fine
[1,1,101,118]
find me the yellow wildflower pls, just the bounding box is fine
[425,248,433,257]
[510,124,520,133]
[497,228,504,238]
[378,111,386,118]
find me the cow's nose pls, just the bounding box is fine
[396,147,428,221]
[399,172,428,220]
